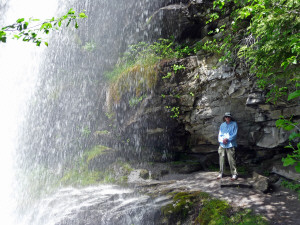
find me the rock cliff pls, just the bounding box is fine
[106,0,300,174]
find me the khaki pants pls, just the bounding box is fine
[218,146,237,175]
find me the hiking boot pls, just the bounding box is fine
[231,175,237,180]
[217,174,222,179]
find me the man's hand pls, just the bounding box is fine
[223,138,228,144]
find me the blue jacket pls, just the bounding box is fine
[218,121,238,148]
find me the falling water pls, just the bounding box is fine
[1,0,178,224]
[0,0,58,223]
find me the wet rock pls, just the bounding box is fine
[87,146,118,171]
[146,4,191,40]
[140,169,150,179]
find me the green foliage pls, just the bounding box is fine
[105,38,192,108]
[162,64,185,79]
[59,146,133,186]
[217,0,299,103]
[81,126,91,137]
[93,130,110,136]
[172,64,186,73]
[162,72,172,79]
[165,106,180,118]
[83,145,110,164]
[105,37,199,83]
[129,94,147,107]
[276,115,300,172]
[1,8,87,46]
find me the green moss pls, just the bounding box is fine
[228,209,269,225]
[195,200,268,225]
[196,199,231,225]
[161,191,268,225]
[161,191,211,224]
[59,145,116,187]
[93,130,110,136]
[83,145,111,164]
[60,168,101,187]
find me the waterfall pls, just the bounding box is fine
[1,0,175,224]
[0,0,58,224]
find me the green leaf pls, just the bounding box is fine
[45,42,48,47]
[68,8,75,15]
[282,156,296,167]
[285,125,296,131]
[289,132,300,141]
[75,22,79,29]
[23,22,29,30]
[0,31,6,38]
[79,12,87,18]
[288,90,300,101]
[295,163,300,173]
[284,144,295,150]
[16,18,25,23]
[276,119,287,127]
[66,18,72,27]
[0,36,7,43]
[17,24,23,31]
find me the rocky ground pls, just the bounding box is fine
[128,170,300,225]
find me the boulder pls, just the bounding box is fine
[272,161,300,182]
[252,172,270,193]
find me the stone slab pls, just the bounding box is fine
[220,176,253,189]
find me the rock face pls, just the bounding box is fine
[106,1,299,166]
[110,54,299,162]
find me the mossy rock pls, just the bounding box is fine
[85,145,117,171]
[83,145,112,164]
[161,191,211,224]
[194,200,269,225]
[195,199,231,225]
[160,190,268,225]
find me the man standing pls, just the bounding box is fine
[217,112,238,180]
